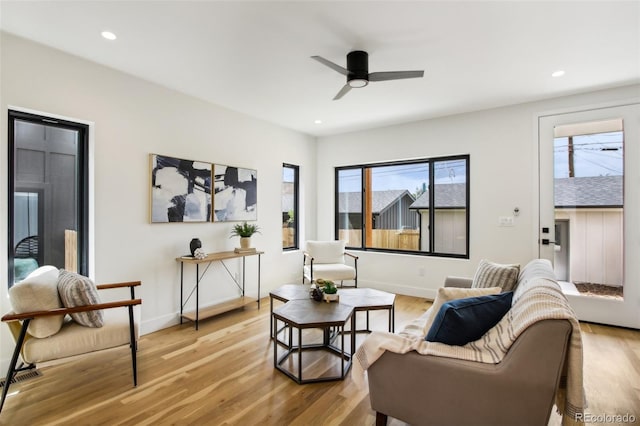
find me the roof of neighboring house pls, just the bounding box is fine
[554,176,623,207]
[338,190,415,214]
[409,183,467,209]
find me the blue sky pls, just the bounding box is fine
[554,131,623,178]
[339,159,466,193]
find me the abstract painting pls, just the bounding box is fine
[213,164,257,221]
[150,154,212,222]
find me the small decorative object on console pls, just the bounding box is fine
[189,238,202,256]
[230,222,261,253]
[193,248,207,260]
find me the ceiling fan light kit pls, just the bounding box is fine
[311,50,424,100]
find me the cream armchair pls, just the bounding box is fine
[302,240,358,287]
[0,266,141,413]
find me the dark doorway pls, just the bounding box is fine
[8,110,89,286]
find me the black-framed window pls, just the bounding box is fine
[8,110,89,287]
[335,155,469,258]
[282,163,299,250]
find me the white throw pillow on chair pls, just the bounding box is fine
[8,265,64,338]
[306,240,346,264]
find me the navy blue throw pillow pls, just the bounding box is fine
[425,292,514,346]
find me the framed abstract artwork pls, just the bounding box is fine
[150,154,212,222]
[213,164,257,221]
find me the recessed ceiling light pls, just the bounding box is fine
[101,31,117,41]
[314,119,323,124]
[551,70,565,78]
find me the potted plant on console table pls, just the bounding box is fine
[230,222,260,253]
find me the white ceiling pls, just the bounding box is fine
[1,1,638,137]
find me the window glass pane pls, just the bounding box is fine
[368,164,426,251]
[553,128,623,291]
[433,159,467,255]
[13,191,41,282]
[337,169,362,247]
[335,155,469,258]
[282,165,298,249]
[9,114,87,287]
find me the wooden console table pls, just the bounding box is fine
[177,250,263,330]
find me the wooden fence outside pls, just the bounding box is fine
[338,229,420,251]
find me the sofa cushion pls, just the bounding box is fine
[8,265,64,338]
[426,291,514,346]
[472,259,520,291]
[306,240,346,264]
[304,264,356,281]
[57,270,104,328]
[21,305,140,364]
[423,286,502,334]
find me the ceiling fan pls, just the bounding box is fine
[311,50,424,100]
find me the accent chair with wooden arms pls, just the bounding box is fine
[302,240,358,287]
[0,266,142,413]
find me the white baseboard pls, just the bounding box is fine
[140,312,181,336]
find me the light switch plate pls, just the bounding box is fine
[499,216,514,226]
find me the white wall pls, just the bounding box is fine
[2,31,638,373]
[0,33,317,370]
[316,84,639,300]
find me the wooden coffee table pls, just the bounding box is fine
[272,299,355,384]
[269,285,396,337]
[338,288,396,333]
[269,284,310,339]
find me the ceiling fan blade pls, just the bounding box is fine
[333,84,352,100]
[311,56,348,76]
[368,70,424,82]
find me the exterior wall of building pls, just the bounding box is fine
[555,208,623,286]
[376,194,419,230]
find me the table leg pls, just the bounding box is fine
[180,262,184,325]
[257,254,261,309]
[297,327,302,383]
[195,264,199,330]
[391,304,395,332]
[270,296,274,339]
[351,314,356,364]
[272,316,277,367]
[341,323,346,378]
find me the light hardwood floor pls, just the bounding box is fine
[1,294,638,425]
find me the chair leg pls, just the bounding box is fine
[1,319,31,413]
[128,306,137,387]
[376,412,388,426]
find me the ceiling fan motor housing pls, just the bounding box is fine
[347,50,369,87]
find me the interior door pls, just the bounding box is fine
[538,102,640,328]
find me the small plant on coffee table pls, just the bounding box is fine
[316,278,339,302]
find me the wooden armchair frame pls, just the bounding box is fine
[0,281,142,413]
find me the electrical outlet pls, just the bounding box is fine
[418,267,426,277]
[499,216,514,227]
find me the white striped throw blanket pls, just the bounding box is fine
[353,277,585,426]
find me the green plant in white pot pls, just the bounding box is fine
[230,222,261,250]
[316,278,339,302]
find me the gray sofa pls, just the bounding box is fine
[368,260,573,426]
